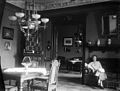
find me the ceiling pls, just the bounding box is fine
[6,0,113,11]
[6,0,74,10]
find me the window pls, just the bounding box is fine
[102,14,118,37]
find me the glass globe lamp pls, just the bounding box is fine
[21,56,32,69]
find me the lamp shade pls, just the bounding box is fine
[21,56,32,69]
[108,38,111,45]
[41,18,49,23]
[97,39,100,46]
[8,16,17,21]
[15,12,25,18]
[22,26,28,29]
[34,20,41,25]
[32,14,41,19]
[29,23,35,29]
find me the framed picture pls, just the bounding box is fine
[63,37,73,46]
[4,41,11,50]
[2,27,14,40]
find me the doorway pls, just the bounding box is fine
[51,14,87,85]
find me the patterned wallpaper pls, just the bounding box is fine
[6,0,112,11]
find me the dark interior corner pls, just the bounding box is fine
[1,0,120,91]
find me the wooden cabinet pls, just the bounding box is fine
[23,32,45,66]
[24,33,43,54]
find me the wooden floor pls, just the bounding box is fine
[57,72,117,91]
[20,72,118,91]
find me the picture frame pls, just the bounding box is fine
[4,41,11,50]
[63,37,73,46]
[2,27,14,40]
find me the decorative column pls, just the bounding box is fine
[81,21,86,84]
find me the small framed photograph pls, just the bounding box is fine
[2,27,14,40]
[63,37,73,46]
[4,41,11,50]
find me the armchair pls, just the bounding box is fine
[30,59,60,91]
[0,65,17,91]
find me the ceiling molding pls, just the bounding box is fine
[43,0,112,11]
[6,0,25,8]
[6,0,116,11]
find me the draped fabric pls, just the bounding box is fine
[0,63,5,91]
[0,0,6,28]
[0,0,6,90]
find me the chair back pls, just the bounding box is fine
[0,60,5,91]
[48,59,60,91]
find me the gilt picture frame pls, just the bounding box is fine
[63,37,73,46]
[2,27,14,40]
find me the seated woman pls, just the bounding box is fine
[85,55,107,88]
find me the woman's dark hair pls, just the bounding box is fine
[91,55,97,59]
[90,55,97,61]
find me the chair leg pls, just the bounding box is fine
[27,80,32,91]
[52,88,56,91]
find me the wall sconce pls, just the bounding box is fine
[76,40,82,45]
[47,41,51,51]
[74,32,83,47]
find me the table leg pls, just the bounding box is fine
[19,79,23,91]
[27,80,31,91]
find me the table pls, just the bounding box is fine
[69,59,82,64]
[3,67,47,91]
[67,59,82,72]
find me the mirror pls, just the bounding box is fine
[102,14,118,37]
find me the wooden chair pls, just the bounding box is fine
[0,63,5,91]
[30,59,60,91]
[0,65,17,91]
[4,80,18,91]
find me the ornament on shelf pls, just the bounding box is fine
[107,38,111,45]
[97,39,100,46]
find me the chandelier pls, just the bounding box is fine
[8,0,49,40]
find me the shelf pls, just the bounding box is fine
[24,53,41,57]
[87,45,120,52]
